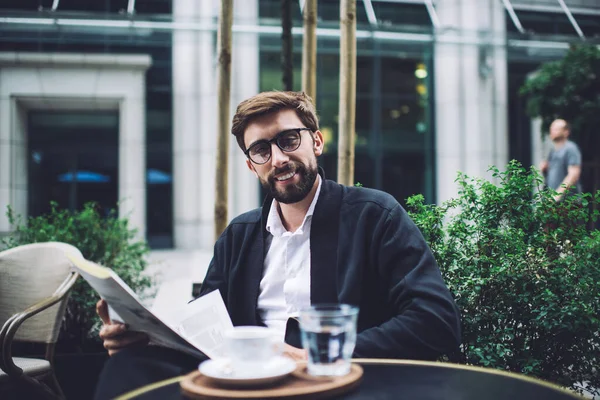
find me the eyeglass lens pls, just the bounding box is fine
[248,129,301,163]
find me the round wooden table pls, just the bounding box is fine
[115,359,581,400]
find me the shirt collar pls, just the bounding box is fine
[266,175,322,237]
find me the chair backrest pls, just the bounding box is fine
[0,242,83,344]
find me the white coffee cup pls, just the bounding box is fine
[223,326,281,368]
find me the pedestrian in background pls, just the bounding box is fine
[539,119,582,202]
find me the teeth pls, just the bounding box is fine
[276,172,295,181]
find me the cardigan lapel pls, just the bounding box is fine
[309,178,342,304]
[239,196,271,326]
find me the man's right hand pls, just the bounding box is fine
[97,299,149,356]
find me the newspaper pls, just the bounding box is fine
[67,255,233,360]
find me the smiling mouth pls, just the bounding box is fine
[275,171,295,182]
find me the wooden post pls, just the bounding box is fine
[214,0,233,240]
[282,0,294,91]
[337,0,356,186]
[302,0,317,101]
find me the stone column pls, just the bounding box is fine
[173,0,217,249]
[229,0,260,218]
[173,0,259,250]
[0,99,27,237]
[118,78,147,241]
[434,0,508,203]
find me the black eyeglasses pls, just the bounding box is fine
[244,128,312,164]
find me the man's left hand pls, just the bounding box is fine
[282,343,308,361]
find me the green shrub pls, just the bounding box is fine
[2,202,152,352]
[407,160,600,394]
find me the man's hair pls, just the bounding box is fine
[552,118,570,133]
[231,91,320,151]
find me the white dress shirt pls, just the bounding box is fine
[257,176,322,341]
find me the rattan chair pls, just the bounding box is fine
[0,242,82,399]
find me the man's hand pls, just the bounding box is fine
[97,299,149,356]
[282,343,308,361]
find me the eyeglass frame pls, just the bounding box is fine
[244,127,313,165]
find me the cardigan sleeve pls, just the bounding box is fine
[353,204,461,360]
[196,235,229,305]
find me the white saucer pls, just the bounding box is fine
[198,356,297,388]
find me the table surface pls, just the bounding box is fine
[115,359,581,400]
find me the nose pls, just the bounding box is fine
[270,143,289,168]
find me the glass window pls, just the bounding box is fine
[0,0,51,11]
[136,0,172,15]
[506,10,600,37]
[56,0,128,13]
[316,0,369,25]
[260,0,303,23]
[372,2,430,29]
[259,52,302,91]
[28,111,119,218]
[380,58,419,95]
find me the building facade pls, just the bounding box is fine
[1,0,598,250]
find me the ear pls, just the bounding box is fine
[312,130,324,157]
[246,159,259,178]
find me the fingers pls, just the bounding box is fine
[282,344,308,361]
[96,299,150,356]
[100,327,149,356]
[96,299,110,325]
[99,322,127,339]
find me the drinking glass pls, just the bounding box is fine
[299,304,359,376]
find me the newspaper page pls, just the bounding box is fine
[67,255,232,360]
[176,290,233,358]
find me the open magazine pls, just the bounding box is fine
[67,255,233,360]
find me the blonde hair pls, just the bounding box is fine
[231,91,319,151]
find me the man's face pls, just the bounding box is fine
[549,121,568,142]
[244,109,324,204]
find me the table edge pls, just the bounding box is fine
[116,359,582,400]
[352,359,580,398]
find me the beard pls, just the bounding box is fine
[260,160,318,204]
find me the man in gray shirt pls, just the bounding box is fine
[539,119,582,201]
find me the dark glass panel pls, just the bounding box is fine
[380,58,419,96]
[372,2,430,28]
[356,56,373,95]
[508,61,539,168]
[259,0,303,22]
[57,0,128,13]
[135,0,172,15]
[28,111,119,218]
[354,150,375,189]
[0,0,51,11]
[147,144,173,249]
[506,10,600,37]
[382,151,426,203]
[380,96,426,146]
[259,51,302,91]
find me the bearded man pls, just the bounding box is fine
[94,91,460,399]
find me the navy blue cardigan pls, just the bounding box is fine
[199,177,461,360]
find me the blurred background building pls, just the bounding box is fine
[1,0,599,251]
